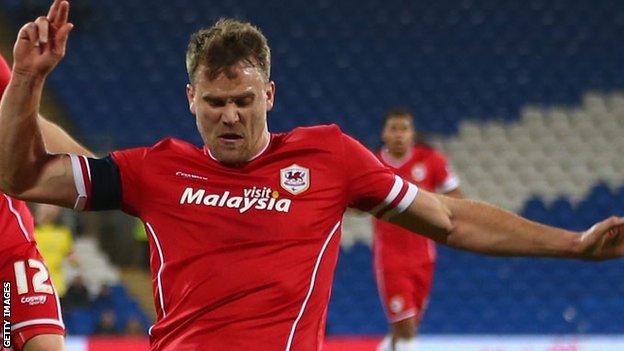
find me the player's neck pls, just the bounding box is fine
[381,146,413,168]
[388,150,407,159]
[248,131,271,162]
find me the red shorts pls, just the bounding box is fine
[375,262,435,323]
[0,243,64,351]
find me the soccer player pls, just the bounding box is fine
[1,2,624,350]
[0,28,92,351]
[374,110,462,351]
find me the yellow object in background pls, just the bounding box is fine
[35,223,73,296]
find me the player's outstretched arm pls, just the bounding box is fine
[0,0,78,207]
[388,189,624,261]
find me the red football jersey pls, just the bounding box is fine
[374,145,459,268]
[0,53,10,96]
[0,195,34,245]
[71,125,419,350]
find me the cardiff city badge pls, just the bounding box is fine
[411,163,427,182]
[280,164,310,195]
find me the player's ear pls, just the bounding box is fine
[186,83,196,115]
[265,81,276,112]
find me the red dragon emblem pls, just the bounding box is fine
[285,171,304,183]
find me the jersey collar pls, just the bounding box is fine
[380,146,413,168]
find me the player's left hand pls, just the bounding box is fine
[576,216,624,260]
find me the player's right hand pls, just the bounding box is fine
[13,0,73,79]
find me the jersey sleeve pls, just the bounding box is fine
[430,151,460,194]
[0,54,11,97]
[68,147,149,216]
[341,132,419,220]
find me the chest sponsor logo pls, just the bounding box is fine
[280,164,310,195]
[20,295,47,306]
[180,187,291,213]
[175,171,208,181]
[411,164,427,182]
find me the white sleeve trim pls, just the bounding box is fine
[69,154,88,211]
[12,318,64,331]
[3,194,32,243]
[370,175,404,216]
[436,174,460,194]
[381,182,419,220]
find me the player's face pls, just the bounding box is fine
[382,116,415,156]
[186,61,275,166]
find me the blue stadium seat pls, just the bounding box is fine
[2,0,621,150]
[65,308,96,335]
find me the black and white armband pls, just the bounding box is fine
[69,154,122,211]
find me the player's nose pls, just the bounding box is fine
[221,103,240,125]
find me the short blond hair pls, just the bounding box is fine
[185,19,271,84]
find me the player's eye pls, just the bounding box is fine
[205,98,226,107]
[235,97,254,107]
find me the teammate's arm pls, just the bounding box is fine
[388,190,624,261]
[38,116,95,157]
[0,0,78,207]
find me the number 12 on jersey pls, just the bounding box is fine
[13,260,54,295]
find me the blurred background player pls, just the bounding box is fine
[34,204,76,298]
[0,48,92,351]
[374,109,462,351]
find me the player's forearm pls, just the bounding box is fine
[443,197,580,258]
[0,72,49,194]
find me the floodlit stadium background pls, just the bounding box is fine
[1,0,624,350]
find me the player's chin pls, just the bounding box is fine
[213,148,248,166]
[394,143,409,152]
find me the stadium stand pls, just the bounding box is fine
[65,237,119,296]
[62,237,151,335]
[1,0,623,338]
[3,0,623,149]
[436,92,624,211]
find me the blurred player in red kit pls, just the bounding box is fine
[374,110,462,351]
[2,1,624,350]
[0,51,92,351]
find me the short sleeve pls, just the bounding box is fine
[0,54,11,97]
[110,148,149,216]
[431,151,460,194]
[341,132,419,220]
